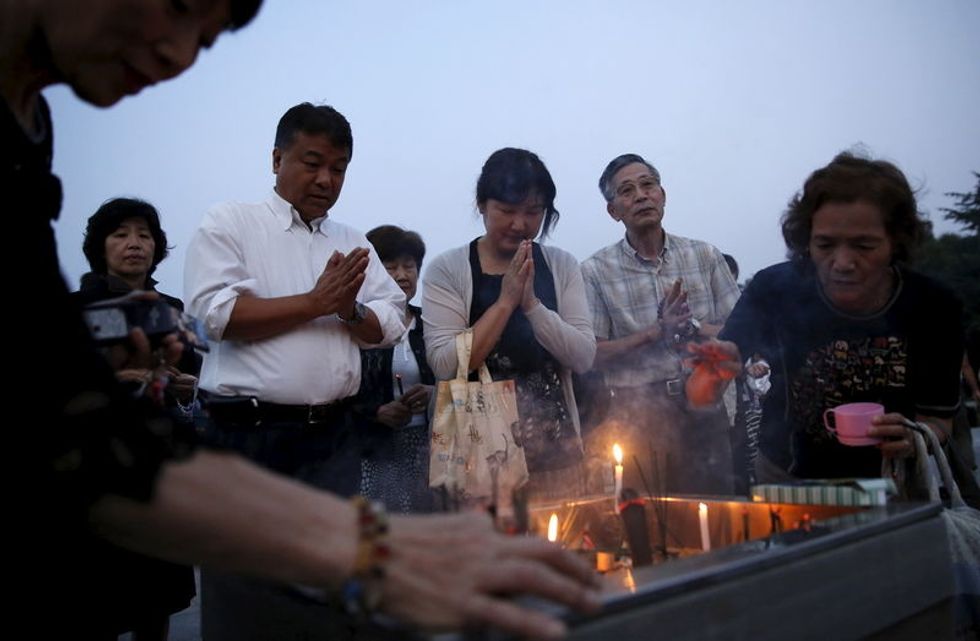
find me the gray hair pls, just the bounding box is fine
[598,153,661,202]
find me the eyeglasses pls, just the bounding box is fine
[615,177,661,199]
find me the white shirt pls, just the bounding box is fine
[392,316,426,428]
[185,190,406,404]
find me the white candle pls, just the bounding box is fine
[613,443,624,513]
[622,568,637,593]
[698,502,711,552]
[547,513,559,543]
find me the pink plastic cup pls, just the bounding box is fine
[823,402,884,446]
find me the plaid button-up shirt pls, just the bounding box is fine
[581,233,740,388]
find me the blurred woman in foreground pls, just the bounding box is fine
[3,2,600,637]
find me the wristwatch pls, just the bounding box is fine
[684,317,702,338]
[339,301,367,326]
[672,318,701,344]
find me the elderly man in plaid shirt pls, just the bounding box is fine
[581,153,740,495]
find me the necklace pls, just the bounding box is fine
[869,268,897,312]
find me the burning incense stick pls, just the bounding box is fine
[633,454,655,502]
[649,441,670,554]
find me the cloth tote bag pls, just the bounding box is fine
[429,330,529,506]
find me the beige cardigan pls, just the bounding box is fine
[421,243,596,437]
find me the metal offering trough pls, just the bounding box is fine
[512,494,955,641]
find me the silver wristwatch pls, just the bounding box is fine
[672,318,701,344]
[339,301,367,325]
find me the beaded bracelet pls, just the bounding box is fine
[340,496,390,618]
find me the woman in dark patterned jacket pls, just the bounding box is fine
[73,197,199,641]
[355,225,435,512]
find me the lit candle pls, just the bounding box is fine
[622,568,637,593]
[698,502,711,552]
[547,513,559,543]
[612,443,624,512]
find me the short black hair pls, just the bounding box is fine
[82,198,169,276]
[274,103,353,159]
[366,225,426,268]
[229,0,264,30]
[476,148,560,238]
[722,253,739,280]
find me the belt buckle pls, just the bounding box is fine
[666,379,683,396]
[307,402,333,424]
[306,404,320,424]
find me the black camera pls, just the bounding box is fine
[83,296,209,352]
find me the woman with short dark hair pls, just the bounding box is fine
[355,225,435,512]
[75,197,199,402]
[77,198,175,301]
[74,197,199,640]
[721,152,965,486]
[81,198,169,284]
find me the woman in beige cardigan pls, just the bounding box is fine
[423,148,596,503]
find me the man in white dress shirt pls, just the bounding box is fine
[185,102,407,639]
[185,102,406,497]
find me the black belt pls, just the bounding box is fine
[609,378,685,400]
[205,395,354,427]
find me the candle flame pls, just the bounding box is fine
[547,513,559,543]
[612,443,623,465]
[698,502,708,515]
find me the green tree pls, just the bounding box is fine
[939,171,980,234]
[914,172,980,334]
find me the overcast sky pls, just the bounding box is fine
[49,0,980,301]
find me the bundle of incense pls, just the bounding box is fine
[648,443,671,556]
[619,488,653,566]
